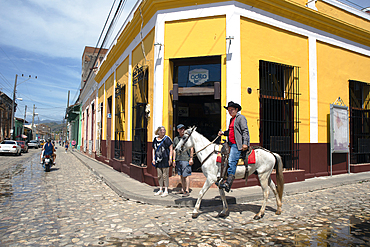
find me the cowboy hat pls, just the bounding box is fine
[223,101,242,111]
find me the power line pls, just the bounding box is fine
[82,0,127,91]
[36,106,66,109]
[18,92,64,108]
[0,46,23,74]
[0,72,13,89]
[339,0,365,9]
[0,82,12,92]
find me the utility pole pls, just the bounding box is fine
[31,104,36,140]
[10,74,18,140]
[65,90,70,143]
[21,105,27,140]
[10,74,37,140]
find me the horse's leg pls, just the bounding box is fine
[217,188,229,217]
[268,179,283,215]
[254,172,270,220]
[192,177,215,218]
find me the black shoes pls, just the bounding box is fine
[219,174,235,192]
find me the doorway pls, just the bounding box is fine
[172,56,221,172]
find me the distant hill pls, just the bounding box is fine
[41,122,65,133]
[39,119,63,124]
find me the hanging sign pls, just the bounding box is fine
[189,69,209,85]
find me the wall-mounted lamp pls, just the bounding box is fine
[154,42,163,46]
[226,36,234,45]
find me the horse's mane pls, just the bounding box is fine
[193,130,211,143]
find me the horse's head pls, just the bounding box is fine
[174,126,197,154]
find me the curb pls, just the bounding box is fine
[70,150,370,207]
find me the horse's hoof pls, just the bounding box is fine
[192,213,199,218]
[253,214,264,220]
[275,210,282,215]
[218,211,229,218]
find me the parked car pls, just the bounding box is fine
[17,141,28,153]
[0,140,22,155]
[39,139,45,147]
[28,140,40,149]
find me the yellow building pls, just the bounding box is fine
[94,0,370,186]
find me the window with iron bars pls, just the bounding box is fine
[349,80,370,164]
[259,60,300,170]
[132,65,148,167]
[114,84,125,160]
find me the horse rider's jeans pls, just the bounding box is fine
[228,144,241,175]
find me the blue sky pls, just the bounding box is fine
[0,0,369,124]
[0,0,136,123]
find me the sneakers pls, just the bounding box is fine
[154,190,169,197]
[154,190,163,196]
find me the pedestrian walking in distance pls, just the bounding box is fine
[65,141,69,153]
[173,124,194,197]
[218,101,250,192]
[152,126,173,197]
[71,139,76,151]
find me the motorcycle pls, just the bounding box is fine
[42,154,54,172]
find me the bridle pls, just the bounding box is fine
[179,127,196,152]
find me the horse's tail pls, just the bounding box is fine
[275,154,284,201]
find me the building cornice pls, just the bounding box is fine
[95,0,370,83]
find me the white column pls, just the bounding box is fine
[226,8,241,123]
[153,13,165,135]
[112,70,116,141]
[309,36,318,143]
[127,53,132,141]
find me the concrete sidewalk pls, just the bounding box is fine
[71,150,370,207]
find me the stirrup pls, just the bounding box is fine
[215,178,224,188]
[219,182,231,192]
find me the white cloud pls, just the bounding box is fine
[0,0,133,59]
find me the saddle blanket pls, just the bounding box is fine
[247,149,256,164]
[216,149,256,164]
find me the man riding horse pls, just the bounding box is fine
[218,101,250,192]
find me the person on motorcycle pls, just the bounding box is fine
[42,139,56,165]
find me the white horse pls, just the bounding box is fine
[174,127,284,219]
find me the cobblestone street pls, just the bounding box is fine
[0,148,369,246]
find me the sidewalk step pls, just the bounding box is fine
[169,173,218,188]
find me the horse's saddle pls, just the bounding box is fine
[216,143,258,180]
[238,147,256,166]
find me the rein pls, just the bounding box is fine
[180,128,221,166]
[194,135,220,156]
[191,132,220,165]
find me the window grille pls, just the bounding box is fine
[349,80,370,164]
[259,60,300,169]
[114,84,125,160]
[132,65,148,167]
